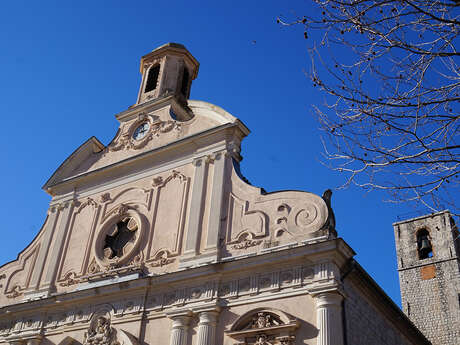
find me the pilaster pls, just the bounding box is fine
[41,200,76,292]
[25,206,60,293]
[205,152,227,256]
[183,157,208,257]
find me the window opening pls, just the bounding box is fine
[181,67,189,96]
[417,229,433,259]
[145,65,160,93]
[103,218,137,259]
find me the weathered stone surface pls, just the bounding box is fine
[394,210,460,345]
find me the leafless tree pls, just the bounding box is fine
[279,0,460,215]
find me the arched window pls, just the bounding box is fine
[417,229,433,259]
[144,64,160,93]
[180,67,189,96]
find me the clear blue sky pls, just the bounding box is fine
[0,0,430,306]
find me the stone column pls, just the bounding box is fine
[196,310,219,345]
[314,292,344,345]
[169,314,192,345]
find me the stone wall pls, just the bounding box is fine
[398,260,460,345]
[343,278,415,345]
[394,211,460,345]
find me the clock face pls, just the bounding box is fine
[132,122,150,141]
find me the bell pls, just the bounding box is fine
[419,238,432,257]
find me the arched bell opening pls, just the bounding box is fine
[180,67,190,97]
[144,64,160,93]
[416,229,433,260]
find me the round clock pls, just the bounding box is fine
[132,122,150,141]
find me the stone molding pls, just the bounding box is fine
[0,258,341,340]
[93,205,147,270]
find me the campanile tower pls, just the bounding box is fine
[393,210,460,345]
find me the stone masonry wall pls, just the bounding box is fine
[399,260,460,345]
[394,211,460,345]
[343,279,415,345]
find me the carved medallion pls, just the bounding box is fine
[94,206,146,269]
[83,316,116,345]
[107,115,181,152]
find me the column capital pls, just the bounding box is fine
[197,310,219,324]
[314,292,343,309]
[196,308,219,345]
[166,310,193,328]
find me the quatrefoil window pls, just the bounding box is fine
[103,217,138,259]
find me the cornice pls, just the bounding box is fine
[45,122,245,196]
[0,239,353,316]
[392,209,450,225]
[116,94,179,122]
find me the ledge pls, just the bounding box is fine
[225,322,299,339]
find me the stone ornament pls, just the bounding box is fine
[246,313,281,330]
[94,205,146,269]
[59,271,80,287]
[83,316,113,345]
[226,308,298,345]
[82,312,136,345]
[150,250,175,267]
[5,285,22,299]
[108,113,181,152]
[226,189,331,252]
[152,170,187,188]
[232,233,263,250]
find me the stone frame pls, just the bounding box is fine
[93,205,146,269]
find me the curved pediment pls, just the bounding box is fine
[226,308,299,345]
[229,308,298,332]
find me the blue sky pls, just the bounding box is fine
[0,0,433,305]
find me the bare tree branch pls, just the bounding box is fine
[279,0,460,215]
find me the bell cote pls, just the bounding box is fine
[136,43,199,105]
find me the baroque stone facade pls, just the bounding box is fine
[0,43,429,345]
[394,210,460,345]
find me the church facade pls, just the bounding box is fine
[0,43,429,345]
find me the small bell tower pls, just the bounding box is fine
[136,43,199,105]
[393,210,460,344]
